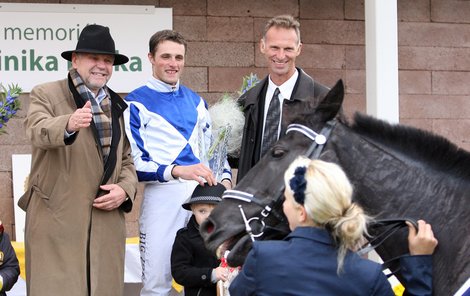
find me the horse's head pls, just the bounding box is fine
[201,78,470,295]
[200,80,345,267]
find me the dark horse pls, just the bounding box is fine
[200,80,470,295]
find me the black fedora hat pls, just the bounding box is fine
[182,183,226,210]
[61,24,129,65]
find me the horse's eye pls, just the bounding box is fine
[272,147,285,158]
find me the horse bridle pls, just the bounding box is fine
[223,119,338,241]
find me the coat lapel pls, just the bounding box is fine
[100,89,126,187]
[240,77,268,164]
[68,75,128,190]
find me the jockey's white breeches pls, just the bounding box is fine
[139,180,196,296]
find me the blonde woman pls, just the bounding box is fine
[230,157,437,296]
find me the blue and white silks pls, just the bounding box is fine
[124,80,231,183]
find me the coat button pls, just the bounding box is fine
[201,274,207,280]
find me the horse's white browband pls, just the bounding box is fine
[287,121,337,159]
[286,123,327,145]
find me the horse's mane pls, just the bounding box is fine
[351,113,470,179]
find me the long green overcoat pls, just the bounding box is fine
[19,77,138,296]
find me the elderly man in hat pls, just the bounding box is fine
[19,24,138,296]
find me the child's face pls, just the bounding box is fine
[191,203,216,225]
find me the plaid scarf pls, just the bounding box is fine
[69,69,112,161]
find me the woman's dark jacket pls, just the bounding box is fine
[229,227,433,296]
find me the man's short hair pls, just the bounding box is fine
[149,30,187,55]
[263,15,301,45]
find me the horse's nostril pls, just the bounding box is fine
[207,224,214,233]
[203,221,215,234]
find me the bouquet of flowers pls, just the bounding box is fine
[217,251,241,296]
[208,74,259,181]
[237,73,259,97]
[0,83,22,135]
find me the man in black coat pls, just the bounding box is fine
[236,15,329,181]
[0,221,20,295]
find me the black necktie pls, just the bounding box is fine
[261,88,281,156]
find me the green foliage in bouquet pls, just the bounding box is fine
[0,83,22,135]
[238,73,260,96]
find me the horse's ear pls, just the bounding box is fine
[315,79,344,121]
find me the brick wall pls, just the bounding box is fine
[1,0,469,239]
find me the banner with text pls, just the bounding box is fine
[0,3,172,92]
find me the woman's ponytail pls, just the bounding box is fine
[329,203,370,273]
